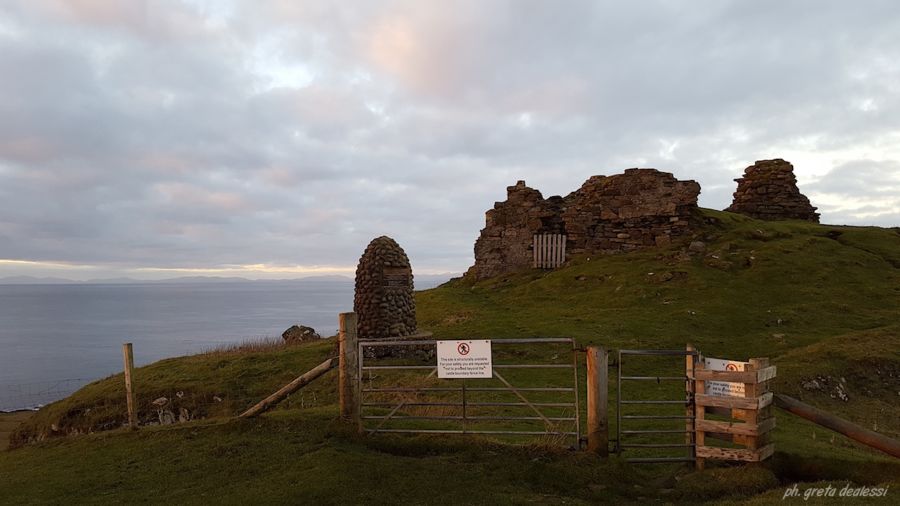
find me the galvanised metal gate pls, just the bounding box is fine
[616,349,698,463]
[358,338,580,446]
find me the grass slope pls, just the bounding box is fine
[1,210,899,504]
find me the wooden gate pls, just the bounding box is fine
[533,234,566,269]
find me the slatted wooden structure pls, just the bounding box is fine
[693,357,777,468]
[533,234,566,269]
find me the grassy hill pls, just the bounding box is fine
[1,209,899,504]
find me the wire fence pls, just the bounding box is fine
[0,378,98,412]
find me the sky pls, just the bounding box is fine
[1,0,899,280]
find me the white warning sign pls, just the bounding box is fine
[705,357,747,397]
[436,340,493,379]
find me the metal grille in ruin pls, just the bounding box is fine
[532,234,567,269]
[358,338,580,446]
[616,349,698,464]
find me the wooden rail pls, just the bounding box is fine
[238,357,337,418]
[774,393,900,459]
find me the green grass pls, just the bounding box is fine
[1,210,899,504]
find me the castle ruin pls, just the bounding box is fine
[469,160,818,281]
[469,169,701,280]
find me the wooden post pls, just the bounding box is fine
[586,346,608,456]
[339,312,360,429]
[744,358,766,455]
[122,343,137,430]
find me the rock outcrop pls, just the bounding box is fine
[353,236,417,340]
[726,159,819,222]
[470,169,701,280]
[281,325,321,344]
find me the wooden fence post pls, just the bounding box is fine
[122,343,137,430]
[339,312,360,430]
[586,346,608,456]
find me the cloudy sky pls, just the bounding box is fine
[1,0,899,280]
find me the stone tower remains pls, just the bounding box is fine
[726,159,819,222]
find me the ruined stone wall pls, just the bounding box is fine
[353,236,417,340]
[562,169,700,255]
[726,159,819,222]
[471,181,565,280]
[470,169,701,280]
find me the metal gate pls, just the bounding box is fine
[616,349,698,463]
[358,338,580,446]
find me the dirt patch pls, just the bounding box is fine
[1,411,34,450]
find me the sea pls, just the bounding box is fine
[0,279,365,411]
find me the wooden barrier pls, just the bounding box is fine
[693,356,776,469]
[238,357,337,418]
[532,234,566,269]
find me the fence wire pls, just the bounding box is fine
[0,378,96,412]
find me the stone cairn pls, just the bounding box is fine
[726,159,819,222]
[353,236,417,341]
[469,169,701,280]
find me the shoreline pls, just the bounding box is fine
[1,410,34,450]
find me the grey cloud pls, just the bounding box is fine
[807,160,900,196]
[1,1,899,277]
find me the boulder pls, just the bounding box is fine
[282,325,321,344]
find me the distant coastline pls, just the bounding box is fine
[0,273,458,288]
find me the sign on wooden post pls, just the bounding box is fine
[692,355,777,468]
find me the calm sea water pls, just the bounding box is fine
[0,281,356,410]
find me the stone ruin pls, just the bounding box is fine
[468,159,823,281]
[353,236,417,340]
[726,159,819,222]
[469,168,701,280]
